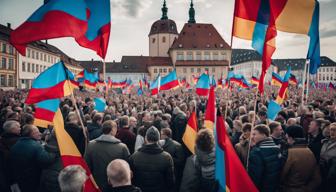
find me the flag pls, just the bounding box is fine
[233,0,320,92]
[204,86,215,130]
[271,72,283,87]
[267,100,282,120]
[329,82,335,90]
[275,68,291,104]
[182,111,198,154]
[10,0,88,55]
[240,76,251,88]
[138,80,143,95]
[196,73,210,96]
[143,75,149,89]
[289,73,298,86]
[76,0,111,59]
[160,70,179,90]
[34,98,60,128]
[216,113,258,192]
[53,110,100,192]
[217,76,223,89]
[94,98,106,112]
[25,62,75,104]
[84,70,99,89]
[150,75,161,95]
[76,70,85,82]
[251,76,259,86]
[192,75,199,85]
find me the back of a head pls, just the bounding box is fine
[254,124,270,137]
[93,113,103,124]
[119,115,129,128]
[58,165,87,192]
[242,123,252,133]
[102,120,117,135]
[3,120,20,134]
[106,159,131,187]
[21,124,35,137]
[196,129,214,153]
[286,125,304,139]
[269,121,281,134]
[145,126,160,143]
[161,128,172,138]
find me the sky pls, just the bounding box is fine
[0,0,335,62]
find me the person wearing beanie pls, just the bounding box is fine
[129,126,175,192]
[280,125,321,192]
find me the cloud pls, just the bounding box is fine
[111,0,153,18]
[320,20,336,38]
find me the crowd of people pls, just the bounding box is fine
[0,86,335,192]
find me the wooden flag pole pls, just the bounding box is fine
[301,59,308,105]
[103,60,108,99]
[305,60,311,104]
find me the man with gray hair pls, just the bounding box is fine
[0,120,21,157]
[129,126,175,192]
[105,159,141,192]
[58,165,87,192]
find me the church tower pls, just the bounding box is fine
[149,0,178,57]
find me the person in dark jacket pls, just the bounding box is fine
[248,124,282,192]
[171,108,187,144]
[180,129,218,192]
[85,120,130,191]
[39,131,63,192]
[65,112,86,155]
[280,125,321,192]
[0,120,21,158]
[160,128,185,191]
[105,159,141,192]
[308,120,325,162]
[9,125,56,192]
[116,116,136,154]
[129,126,175,192]
[87,113,103,141]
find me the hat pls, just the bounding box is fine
[145,126,160,142]
[285,125,304,139]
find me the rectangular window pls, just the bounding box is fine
[44,66,46,70]
[2,43,6,53]
[162,36,166,43]
[204,52,210,60]
[196,52,201,60]
[36,64,39,73]
[169,68,172,72]
[154,68,158,73]
[40,65,43,72]
[1,58,6,69]
[213,52,219,60]
[36,52,39,60]
[32,63,35,73]
[187,52,193,60]
[177,52,184,60]
[159,68,163,73]
[197,68,201,73]
[163,68,167,73]
[212,67,215,73]
[28,49,31,58]
[22,62,26,72]
[191,68,194,73]
[9,45,13,55]
[0,75,6,86]
[183,68,187,73]
[326,68,329,72]
[27,63,31,72]
[219,52,226,60]
[8,58,13,70]
[44,54,47,61]
[48,55,50,62]
[8,75,13,87]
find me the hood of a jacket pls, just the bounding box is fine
[94,134,121,144]
[138,143,163,154]
[195,147,215,166]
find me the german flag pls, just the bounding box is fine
[182,111,198,154]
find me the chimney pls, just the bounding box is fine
[7,23,11,29]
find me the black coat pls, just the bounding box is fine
[129,143,175,192]
[248,138,283,192]
[103,185,142,192]
[9,138,56,192]
[87,122,103,141]
[171,113,187,144]
[308,132,324,163]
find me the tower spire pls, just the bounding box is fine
[188,0,196,23]
[161,0,168,20]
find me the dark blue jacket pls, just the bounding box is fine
[248,138,283,192]
[87,122,103,141]
[9,137,55,192]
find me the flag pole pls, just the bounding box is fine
[103,59,107,98]
[301,59,308,105]
[246,89,259,170]
[305,60,310,104]
[62,61,89,149]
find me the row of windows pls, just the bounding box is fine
[318,74,335,81]
[0,74,15,87]
[176,51,227,61]
[152,36,167,44]
[319,67,336,73]
[26,48,59,63]
[153,68,172,73]
[1,57,14,70]
[1,42,14,55]
[22,62,47,73]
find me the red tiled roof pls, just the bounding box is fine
[175,60,229,66]
[170,23,231,50]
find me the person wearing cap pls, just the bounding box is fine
[129,126,175,192]
[280,125,321,192]
[320,122,336,192]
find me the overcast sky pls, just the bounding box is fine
[0,0,335,62]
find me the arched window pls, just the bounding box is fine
[162,36,166,43]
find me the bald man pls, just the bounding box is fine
[106,159,141,192]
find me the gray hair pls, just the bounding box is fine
[107,159,131,186]
[3,120,20,133]
[145,126,160,143]
[58,165,87,192]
